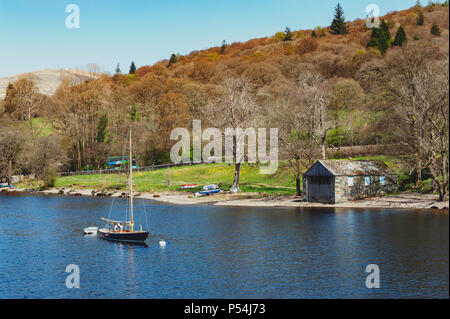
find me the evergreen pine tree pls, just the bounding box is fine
[115,63,121,74]
[367,20,391,54]
[416,11,425,25]
[330,3,348,35]
[284,27,293,41]
[393,26,407,46]
[311,30,317,38]
[97,115,108,143]
[431,23,441,36]
[221,40,227,54]
[167,53,178,67]
[129,61,136,74]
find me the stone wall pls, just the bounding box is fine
[334,175,398,203]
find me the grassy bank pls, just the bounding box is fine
[17,155,406,196]
[18,162,297,195]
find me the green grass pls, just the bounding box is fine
[20,118,53,137]
[18,162,297,196]
[16,155,416,196]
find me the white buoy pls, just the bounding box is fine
[158,240,167,248]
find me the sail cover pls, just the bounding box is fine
[100,217,133,226]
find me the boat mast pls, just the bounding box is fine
[129,126,134,232]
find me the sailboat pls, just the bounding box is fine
[97,127,149,243]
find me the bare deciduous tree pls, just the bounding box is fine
[269,85,317,196]
[383,45,449,200]
[296,69,334,160]
[0,130,24,186]
[203,77,259,191]
[31,134,65,189]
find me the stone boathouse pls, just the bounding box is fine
[303,160,398,204]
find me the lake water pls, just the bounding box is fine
[0,192,448,299]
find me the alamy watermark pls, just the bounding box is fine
[170,120,279,174]
[65,264,80,288]
[65,4,80,29]
[365,264,380,289]
[366,4,380,29]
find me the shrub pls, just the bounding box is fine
[206,52,219,61]
[295,30,305,39]
[416,11,425,25]
[44,170,57,189]
[313,26,326,38]
[274,32,286,42]
[398,174,414,191]
[431,23,441,36]
[295,38,319,55]
[285,45,295,56]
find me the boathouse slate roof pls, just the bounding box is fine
[306,160,397,177]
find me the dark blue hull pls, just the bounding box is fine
[97,229,149,243]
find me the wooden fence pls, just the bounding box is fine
[58,162,200,177]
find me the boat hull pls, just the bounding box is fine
[97,229,149,243]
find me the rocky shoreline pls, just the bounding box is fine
[5,187,449,211]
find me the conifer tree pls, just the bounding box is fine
[167,54,178,67]
[330,3,348,35]
[115,63,121,74]
[367,20,391,54]
[129,61,136,74]
[284,27,293,41]
[431,23,441,36]
[416,11,425,25]
[221,40,227,54]
[97,115,108,143]
[393,26,407,46]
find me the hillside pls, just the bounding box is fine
[0,68,97,99]
[136,4,449,81]
[1,3,449,200]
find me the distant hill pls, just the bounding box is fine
[136,4,448,81]
[0,69,97,99]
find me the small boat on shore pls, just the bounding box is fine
[180,184,199,189]
[195,184,221,197]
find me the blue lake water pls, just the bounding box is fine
[0,192,448,299]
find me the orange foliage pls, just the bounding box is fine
[295,38,319,55]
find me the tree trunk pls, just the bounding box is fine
[74,113,82,171]
[321,143,326,160]
[414,160,423,189]
[296,176,301,197]
[232,162,241,190]
[7,159,13,186]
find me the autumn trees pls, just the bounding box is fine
[3,77,45,121]
[0,130,24,186]
[31,134,65,189]
[0,5,447,199]
[381,45,449,200]
[54,76,110,170]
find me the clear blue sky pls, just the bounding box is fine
[0,0,420,77]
